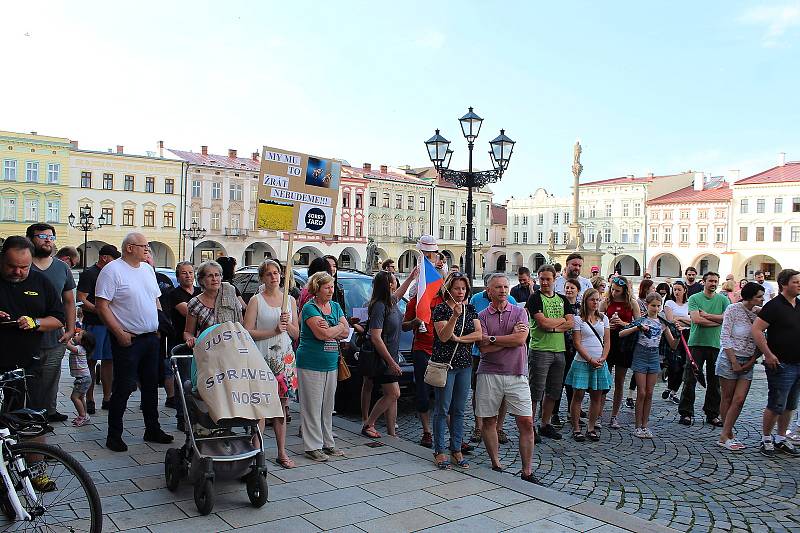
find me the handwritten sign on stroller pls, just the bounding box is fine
[194,322,283,423]
[256,146,341,236]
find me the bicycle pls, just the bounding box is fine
[0,368,102,532]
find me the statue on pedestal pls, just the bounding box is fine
[577,229,585,250]
[548,230,556,253]
[595,232,602,252]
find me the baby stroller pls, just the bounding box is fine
[164,344,268,515]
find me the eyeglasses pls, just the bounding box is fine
[128,243,151,251]
[34,234,56,242]
[611,277,627,287]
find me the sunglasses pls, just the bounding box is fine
[611,277,627,287]
[34,234,56,242]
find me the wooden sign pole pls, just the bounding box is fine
[282,233,295,313]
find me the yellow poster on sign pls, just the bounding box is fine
[256,146,341,236]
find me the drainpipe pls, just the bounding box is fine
[643,184,648,277]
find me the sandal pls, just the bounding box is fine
[572,432,585,442]
[491,465,503,472]
[275,456,296,469]
[717,439,745,451]
[434,454,451,470]
[450,454,470,469]
[679,416,692,426]
[587,431,600,442]
[361,425,381,439]
[707,417,724,428]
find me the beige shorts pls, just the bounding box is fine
[474,373,533,418]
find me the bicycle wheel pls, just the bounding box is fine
[0,441,102,533]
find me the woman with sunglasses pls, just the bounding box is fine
[663,281,691,404]
[431,272,482,469]
[600,275,641,429]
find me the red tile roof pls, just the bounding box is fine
[491,203,507,225]
[168,148,261,171]
[647,182,731,205]
[343,165,430,186]
[735,162,800,185]
[583,172,689,187]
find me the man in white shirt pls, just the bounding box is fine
[95,233,173,452]
[754,270,776,303]
[554,253,593,301]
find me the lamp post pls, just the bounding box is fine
[425,107,515,281]
[68,205,105,271]
[181,221,207,264]
[608,244,624,274]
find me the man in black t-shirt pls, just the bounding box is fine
[77,244,120,413]
[753,268,800,457]
[0,237,65,373]
[684,267,703,297]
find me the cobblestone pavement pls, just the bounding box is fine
[345,366,800,533]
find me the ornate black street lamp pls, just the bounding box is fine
[425,107,515,280]
[182,221,207,264]
[608,244,624,274]
[68,205,105,271]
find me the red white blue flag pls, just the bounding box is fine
[416,255,444,324]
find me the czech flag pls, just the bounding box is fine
[416,255,444,324]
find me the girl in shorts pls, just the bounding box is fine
[66,330,96,427]
[620,293,679,438]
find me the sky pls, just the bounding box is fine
[3,1,800,201]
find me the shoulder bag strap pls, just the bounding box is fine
[588,318,604,347]
[446,307,468,368]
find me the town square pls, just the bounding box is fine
[1,2,799,532]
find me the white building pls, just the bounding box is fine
[505,188,572,272]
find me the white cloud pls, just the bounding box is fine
[414,29,445,49]
[740,3,800,47]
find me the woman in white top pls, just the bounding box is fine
[565,289,612,442]
[244,259,300,469]
[662,280,691,403]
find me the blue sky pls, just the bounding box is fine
[3,1,800,200]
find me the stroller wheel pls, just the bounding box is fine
[165,448,183,492]
[246,469,268,507]
[194,478,215,515]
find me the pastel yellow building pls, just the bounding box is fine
[0,130,72,241]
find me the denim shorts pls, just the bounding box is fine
[72,375,91,395]
[715,351,754,381]
[766,362,800,414]
[630,345,661,374]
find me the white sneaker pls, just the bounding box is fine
[610,416,621,429]
[633,427,645,438]
[786,430,800,443]
[642,428,654,439]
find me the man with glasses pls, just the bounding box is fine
[26,223,76,423]
[95,233,173,452]
[55,246,79,268]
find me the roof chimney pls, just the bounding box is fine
[69,140,78,149]
[116,145,124,154]
[727,169,740,183]
[647,172,654,178]
[693,171,704,191]
[380,164,388,174]
[228,149,237,159]
[158,140,164,158]
[251,152,259,162]
[201,145,208,156]
[779,152,786,167]
[363,163,371,171]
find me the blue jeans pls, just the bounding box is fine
[108,333,161,440]
[433,366,471,454]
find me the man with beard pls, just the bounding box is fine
[554,253,593,302]
[684,267,703,297]
[26,223,76,422]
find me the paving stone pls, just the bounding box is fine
[302,501,386,530]
[147,514,231,533]
[418,513,511,532]
[357,508,448,533]
[485,499,565,526]
[548,510,608,531]
[270,462,342,483]
[268,477,338,501]
[480,487,533,506]
[301,486,376,510]
[231,516,322,533]
[503,519,582,533]
[321,467,397,488]
[424,477,498,499]
[361,473,441,497]
[424,494,503,521]
[108,502,185,530]
[367,490,445,514]
[217,498,317,527]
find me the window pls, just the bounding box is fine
[605,203,612,217]
[355,221,362,237]
[81,171,92,188]
[341,193,350,209]
[143,209,155,227]
[756,227,764,241]
[563,232,569,244]
[47,163,60,184]
[513,215,519,225]
[101,207,113,225]
[633,228,640,243]
[356,193,363,209]
[579,206,585,219]
[342,220,350,235]
[522,232,528,243]
[603,228,612,243]
[680,210,689,220]
[680,226,689,243]
[554,233,559,244]
[230,214,240,233]
[740,199,748,214]
[449,202,455,215]
[698,226,707,243]
[564,212,570,224]
[3,160,17,181]
[2,197,16,221]
[461,203,466,216]
[757,198,765,213]
[537,214,544,225]
[449,226,454,240]
[190,210,199,225]
[588,231,596,243]
[522,215,528,225]
[589,205,596,218]
[382,220,389,235]
[419,197,425,212]
[461,227,466,240]
[664,226,672,243]
[775,198,783,213]
[650,226,658,242]
[25,161,38,183]
[191,180,201,198]
[715,226,725,243]
[621,229,629,243]
[212,182,221,200]
[537,232,543,244]
[165,178,174,194]
[739,226,748,241]
[439,200,445,214]
[25,198,38,221]
[792,227,800,242]
[382,193,390,208]
[553,212,559,224]
[715,208,726,219]
[103,173,114,190]
[634,203,641,216]
[698,209,708,220]
[439,225,445,239]
[664,210,673,220]
[485,228,489,241]
[513,232,519,244]
[230,183,243,201]
[164,211,174,228]
[774,226,782,241]
[369,192,377,207]
[145,177,155,193]
[122,208,134,226]
[124,175,134,191]
[211,212,221,231]
[623,202,629,217]
[794,197,800,212]
[45,200,59,223]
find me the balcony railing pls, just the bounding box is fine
[224,227,248,237]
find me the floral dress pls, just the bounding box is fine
[253,293,298,400]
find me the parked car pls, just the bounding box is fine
[232,267,415,412]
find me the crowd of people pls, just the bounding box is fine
[1,225,799,491]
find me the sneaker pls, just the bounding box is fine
[661,389,671,400]
[72,415,91,427]
[305,449,328,462]
[625,398,635,409]
[497,429,510,444]
[101,400,111,410]
[164,397,177,409]
[551,415,563,428]
[610,416,621,429]
[642,428,654,439]
[760,439,776,457]
[775,440,800,456]
[47,412,69,423]
[31,473,57,493]
[420,432,433,448]
[106,436,128,452]
[786,430,800,443]
[322,447,344,456]
[670,394,680,405]
[633,427,645,439]
[539,424,562,440]
[143,429,174,444]
[86,400,96,415]
[469,427,482,443]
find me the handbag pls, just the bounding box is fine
[358,305,391,378]
[424,307,466,388]
[337,344,351,381]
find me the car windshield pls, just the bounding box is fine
[339,277,407,316]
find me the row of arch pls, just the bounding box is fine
[371,248,480,274]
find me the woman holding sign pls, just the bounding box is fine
[296,272,350,462]
[244,259,299,469]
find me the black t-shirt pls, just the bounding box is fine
[686,282,704,297]
[166,286,201,346]
[0,271,65,370]
[76,264,102,325]
[758,294,800,364]
[155,271,174,309]
[510,284,533,305]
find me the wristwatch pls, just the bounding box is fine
[489,336,497,344]
[33,318,41,330]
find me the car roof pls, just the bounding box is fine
[235,266,373,280]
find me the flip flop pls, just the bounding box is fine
[716,439,744,451]
[434,458,451,470]
[275,456,296,469]
[361,425,381,439]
